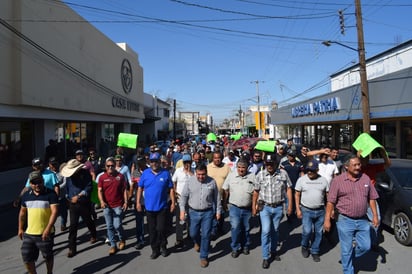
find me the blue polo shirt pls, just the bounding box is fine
[25,169,58,190]
[139,168,173,211]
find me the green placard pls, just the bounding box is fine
[90,180,99,205]
[352,133,382,157]
[117,133,138,149]
[207,132,217,142]
[231,133,241,141]
[255,140,276,152]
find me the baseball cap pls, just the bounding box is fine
[32,157,43,166]
[182,154,192,162]
[305,159,319,171]
[29,170,43,183]
[75,149,84,155]
[264,153,275,163]
[149,152,160,161]
[287,149,296,156]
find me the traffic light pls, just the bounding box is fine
[339,10,345,35]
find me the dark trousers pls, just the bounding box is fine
[146,208,168,252]
[68,200,97,251]
[175,203,189,242]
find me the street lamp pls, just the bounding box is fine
[322,40,357,52]
[322,1,370,133]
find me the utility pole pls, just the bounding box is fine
[355,0,370,133]
[173,99,176,140]
[251,80,264,137]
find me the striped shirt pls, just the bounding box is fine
[328,172,379,218]
[21,189,58,235]
[254,169,292,204]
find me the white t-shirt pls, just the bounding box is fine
[295,174,329,208]
[172,167,194,196]
[318,160,339,186]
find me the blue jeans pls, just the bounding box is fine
[366,202,381,247]
[336,214,371,274]
[300,206,325,254]
[259,204,283,260]
[103,206,125,248]
[229,205,251,251]
[189,208,213,259]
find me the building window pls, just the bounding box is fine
[0,120,33,171]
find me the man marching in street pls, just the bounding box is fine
[179,164,221,268]
[295,159,329,262]
[222,158,255,258]
[324,155,379,274]
[98,157,128,255]
[136,152,175,259]
[18,171,59,274]
[252,153,293,269]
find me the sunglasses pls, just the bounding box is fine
[106,165,115,168]
[30,180,43,185]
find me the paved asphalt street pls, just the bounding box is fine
[0,206,410,274]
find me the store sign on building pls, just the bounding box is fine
[291,97,341,117]
[110,59,140,113]
[121,59,133,94]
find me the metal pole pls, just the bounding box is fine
[355,0,370,133]
[251,80,264,137]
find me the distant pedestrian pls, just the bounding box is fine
[18,171,59,274]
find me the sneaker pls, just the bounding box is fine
[243,248,250,255]
[200,259,209,268]
[312,254,321,262]
[118,240,126,250]
[262,259,269,269]
[194,243,200,252]
[231,250,241,258]
[105,238,110,245]
[109,246,117,255]
[90,237,97,244]
[301,246,310,258]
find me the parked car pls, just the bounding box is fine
[375,159,412,246]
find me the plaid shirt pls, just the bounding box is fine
[254,169,292,204]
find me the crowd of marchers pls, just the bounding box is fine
[15,135,390,274]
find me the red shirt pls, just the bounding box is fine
[328,172,379,218]
[361,163,385,185]
[98,172,126,208]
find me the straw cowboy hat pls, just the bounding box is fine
[61,159,84,177]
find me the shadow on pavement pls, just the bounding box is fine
[71,250,139,274]
[0,205,19,242]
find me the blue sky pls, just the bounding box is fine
[63,0,412,123]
